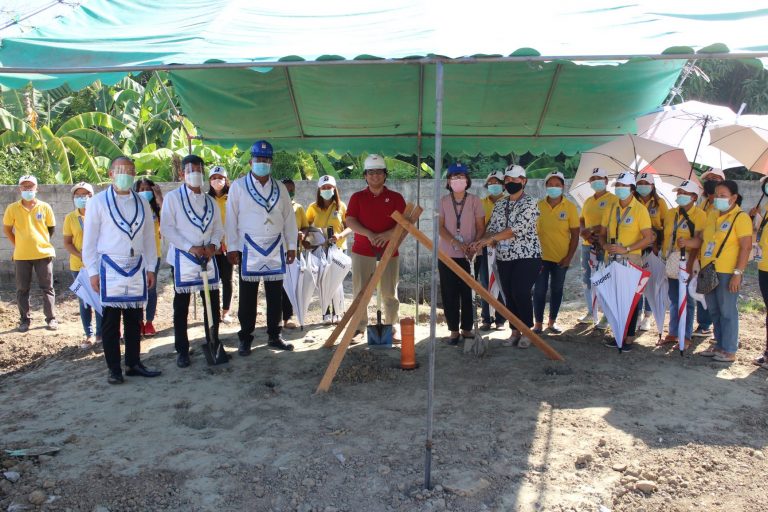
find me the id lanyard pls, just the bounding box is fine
[451,194,467,242]
[613,205,632,243]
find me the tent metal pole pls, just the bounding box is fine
[424,60,443,491]
[155,70,193,155]
[415,63,424,325]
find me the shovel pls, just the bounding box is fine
[463,255,488,357]
[367,254,392,346]
[199,258,228,366]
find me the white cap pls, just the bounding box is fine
[71,182,94,195]
[485,170,505,183]
[701,168,725,180]
[504,164,526,178]
[674,180,701,196]
[544,171,565,184]
[18,175,37,186]
[318,175,337,188]
[208,165,227,178]
[615,172,636,186]
[636,172,655,184]
[589,167,608,179]
[364,154,387,171]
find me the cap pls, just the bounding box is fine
[701,168,725,180]
[318,175,337,188]
[447,162,469,176]
[636,172,655,184]
[544,171,566,185]
[485,170,505,183]
[590,167,608,179]
[674,180,701,195]
[615,172,636,186]
[504,164,526,179]
[18,175,37,186]
[364,154,387,171]
[71,182,94,195]
[250,140,273,158]
[208,165,227,178]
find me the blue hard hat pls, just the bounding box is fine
[447,162,469,175]
[250,140,273,158]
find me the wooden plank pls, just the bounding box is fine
[392,211,564,362]
[315,204,423,392]
[322,204,418,348]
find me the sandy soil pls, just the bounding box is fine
[0,264,767,512]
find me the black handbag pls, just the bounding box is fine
[696,212,742,295]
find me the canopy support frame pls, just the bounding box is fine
[284,67,306,139]
[534,63,562,137]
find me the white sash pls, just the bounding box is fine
[100,254,147,308]
[172,249,220,293]
[242,233,285,282]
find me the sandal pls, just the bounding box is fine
[656,334,677,347]
[699,344,720,357]
[460,330,475,339]
[713,352,736,363]
[517,337,531,349]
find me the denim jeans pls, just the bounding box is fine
[474,248,504,326]
[696,300,712,330]
[145,258,161,322]
[705,273,739,354]
[667,278,694,340]
[71,270,102,338]
[580,245,604,315]
[533,260,568,323]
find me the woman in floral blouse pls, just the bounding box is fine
[471,164,542,348]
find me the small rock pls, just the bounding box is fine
[42,480,56,490]
[754,451,765,460]
[575,454,593,468]
[4,471,21,483]
[635,480,657,494]
[253,486,265,498]
[377,465,391,476]
[37,455,53,465]
[612,463,627,472]
[641,471,657,481]
[0,479,12,494]
[625,467,642,478]
[598,438,607,447]
[434,485,443,493]
[396,483,405,491]
[302,478,315,488]
[443,472,490,497]
[28,490,47,505]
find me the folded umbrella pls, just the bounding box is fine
[318,245,352,315]
[641,251,669,339]
[486,247,506,319]
[282,258,300,322]
[677,254,690,355]
[297,250,321,328]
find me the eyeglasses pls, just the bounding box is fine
[366,169,386,176]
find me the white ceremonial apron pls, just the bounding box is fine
[171,249,220,293]
[100,254,147,308]
[242,233,286,282]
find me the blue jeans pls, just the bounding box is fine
[696,300,712,330]
[475,249,504,326]
[667,278,694,340]
[145,258,160,322]
[533,260,568,323]
[581,245,604,315]
[71,271,102,338]
[705,273,739,354]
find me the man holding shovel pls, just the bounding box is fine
[160,155,225,368]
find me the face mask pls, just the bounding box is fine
[138,190,154,202]
[320,189,335,201]
[615,187,631,200]
[546,187,563,199]
[74,197,89,209]
[252,162,271,177]
[505,181,523,195]
[675,194,692,207]
[703,180,717,196]
[185,171,203,188]
[113,173,134,191]
[590,180,606,192]
[487,184,503,196]
[636,185,653,197]
[449,178,468,193]
[21,190,36,201]
[210,179,226,191]
[714,197,731,212]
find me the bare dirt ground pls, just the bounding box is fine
[0,263,767,512]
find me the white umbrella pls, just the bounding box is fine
[297,250,321,328]
[486,247,506,319]
[677,255,691,355]
[641,251,669,338]
[635,100,740,171]
[282,259,300,324]
[591,260,650,351]
[570,135,696,207]
[708,124,768,175]
[587,247,601,325]
[318,245,352,315]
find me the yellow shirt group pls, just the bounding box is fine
[62,209,85,271]
[603,197,652,255]
[661,205,706,256]
[701,206,752,273]
[2,200,56,260]
[537,197,579,263]
[580,191,618,246]
[306,201,348,249]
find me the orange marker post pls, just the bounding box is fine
[400,317,416,370]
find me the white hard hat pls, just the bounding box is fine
[504,164,526,178]
[701,168,725,180]
[615,172,636,186]
[485,171,505,183]
[364,154,387,171]
[208,165,227,178]
[318,175,337,188]
[590,167,608,179]
[18,175,37,186]
[544,171,565,184]
[71,182,94,195]
[674,180,701,196]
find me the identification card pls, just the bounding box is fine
[754,243,763,263]
[704,241,715,258]
[455,233,464,243]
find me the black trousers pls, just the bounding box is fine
[215,254,234,311]
[101,306,141,373]
[238,274,283,341]
[281,288,293,321]
[438,258,474,332]
[173,289,221,356]
[497,257,542,329]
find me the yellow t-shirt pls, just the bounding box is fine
[701,206,752,273]
[62,209,85,271]
[580,191,618,246]
[306,201,348,249]
[293,201,309,230]
[213,194,227,227]
[661,205,707,256]
[757,205,768,272]
[602,197,652,255]
[2,200,56,260]
[537,197,579,263]
[638,195,668,232]
[152,215,162,259]
[482,195,505,224]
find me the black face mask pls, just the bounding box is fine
[703,180,717,196]
[505,182,523,194]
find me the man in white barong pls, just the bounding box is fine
[160,155,225,368]
[226,140,298,355]
[83,157,161,384]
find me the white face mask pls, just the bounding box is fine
[210,178,226,191]
[185,171,203,188]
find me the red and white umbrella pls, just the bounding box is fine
[642,251,669,338]
[486,247,506,318]
[677,255,690,355]
[591,260,650,351]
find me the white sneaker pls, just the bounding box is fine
[595,315,609,330]
[578,313,593,324]
[332,314,341,324]
[637,315,651,332]
[323,314,332,325]
[221,313,233,324]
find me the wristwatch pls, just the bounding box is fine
[733,269,743,276]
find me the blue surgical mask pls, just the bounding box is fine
[615,187,631,200]
[21,190,36,201]
[675,194,692,207]
[546,187,563,199]
[138,190,154,202]
[252,162,271,177]
[714,197,731,212]
[636,185,653,197]
[74,197,89,209]
[113,173,134,191]
[590,180,606,192]
[487,184,503,196]
[320,189,335,201]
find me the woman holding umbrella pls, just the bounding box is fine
[698,180,752,363]
[598,172,654,351]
